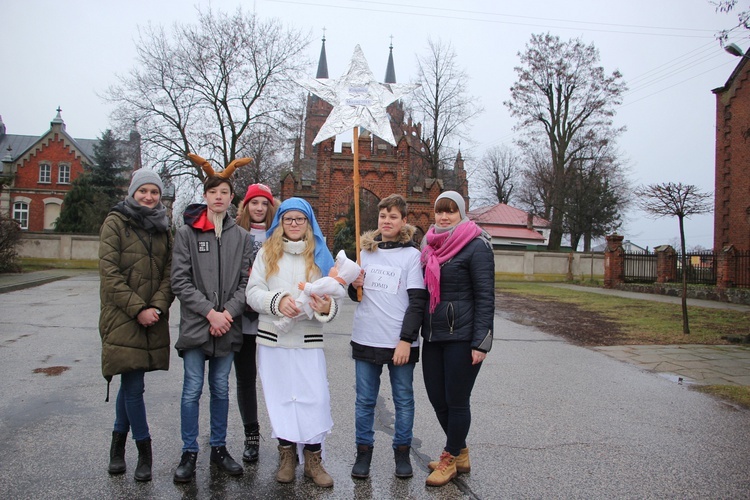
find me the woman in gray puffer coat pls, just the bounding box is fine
[99,169,173,482]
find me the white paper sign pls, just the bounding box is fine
[363,264,401,295]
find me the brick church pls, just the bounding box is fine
[280,38,468,243]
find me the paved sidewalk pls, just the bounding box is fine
[0,269,88,294]
[0,273,748,498]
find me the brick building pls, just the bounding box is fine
[282,39,468,243]
[0,109,140,232]
[712,53,750,251]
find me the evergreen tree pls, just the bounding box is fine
[55,129,130,233]
[90,129,129,201]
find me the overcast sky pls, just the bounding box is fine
[2,0,746,249]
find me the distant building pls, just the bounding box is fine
[712,52,750,252]
[591,239,648,253]
[0,109,141,231]
[468,203,550,249]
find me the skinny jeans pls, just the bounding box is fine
[421,340,482,457]
[113,370,150,441]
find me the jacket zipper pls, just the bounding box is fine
[212,236,223,357]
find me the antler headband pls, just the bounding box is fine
[187,153,253,179]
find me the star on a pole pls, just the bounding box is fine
[296,44,419,147]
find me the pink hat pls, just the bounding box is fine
[242,183,274,206]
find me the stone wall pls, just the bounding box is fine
[18,232,99,260]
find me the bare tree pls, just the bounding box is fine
[516,141,555,219]
[714,0,750,44]
[636,182,713,334]
[505,33,627,250]
[105,7,310,190]
[411,38,483,179]
[472,145,520,206]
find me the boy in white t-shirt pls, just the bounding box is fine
[348,194,428,479]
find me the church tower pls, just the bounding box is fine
[304,35,333,159]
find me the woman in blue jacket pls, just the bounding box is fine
[420,191,495,487]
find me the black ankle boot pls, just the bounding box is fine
[351,444,373,479]
[394,445,413,478]
[243,423,260,463]
[211,446,243,476]
[134,438,152,482]
[173,451,197,483]
[108,431,127,475]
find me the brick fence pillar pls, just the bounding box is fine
[716,245,736,290]
[655,245,677,283]
[604,234,624,289]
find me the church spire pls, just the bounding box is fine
[384,37,396,84]
[316,30,329,79]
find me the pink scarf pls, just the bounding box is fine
[421,220,482,312]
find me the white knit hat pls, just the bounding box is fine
[128,169,164,197]
[435,191,467,220]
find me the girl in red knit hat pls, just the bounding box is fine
[234,183,279,463]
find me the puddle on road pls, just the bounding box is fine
[33,366,70,376]
[658,372,695,385]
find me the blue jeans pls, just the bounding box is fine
[180,348,235,452]
[355,359,415,448]
[113,370,149,441]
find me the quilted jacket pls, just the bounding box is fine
[99,211,173,379]
[421,234,495,353]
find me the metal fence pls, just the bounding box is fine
[735,250,750,288]
[677,252,717,285]
[624,252,657,283]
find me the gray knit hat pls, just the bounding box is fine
[435,190,467,220]
[128,169,164,197]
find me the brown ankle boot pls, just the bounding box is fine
[426,450,457,487]
[276,445,296,483]
[428,446,470,473]
[303,448,333,488]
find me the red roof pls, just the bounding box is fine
[482,226,546,241]
[468,203,550,228]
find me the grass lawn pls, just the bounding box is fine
[496,282,750,409]
[496,282,750,344]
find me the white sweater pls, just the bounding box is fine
[245,239,339,349]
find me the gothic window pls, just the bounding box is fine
[39,163,51,183]
[58,164,71,184]
[13,202,29,229]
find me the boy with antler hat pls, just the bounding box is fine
[171,154,253,482]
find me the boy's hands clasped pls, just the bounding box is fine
[207,309,233,336]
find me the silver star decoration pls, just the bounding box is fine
[297,44,419,147]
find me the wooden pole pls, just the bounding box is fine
[353,126,362,300]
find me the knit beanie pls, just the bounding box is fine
[243,183,274,206]
[435,191,467,220]
[128,169,164,197]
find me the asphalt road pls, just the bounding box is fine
[0,272,748,499]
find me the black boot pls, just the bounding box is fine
[134,438,152,482]
[394,445,413,478]
[173,451,198,483]
[351,444,373,479]
[211,446,243,476]
[108,431,127,475]
[243,423,260,463]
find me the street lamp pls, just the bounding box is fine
[724,43,748,58]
